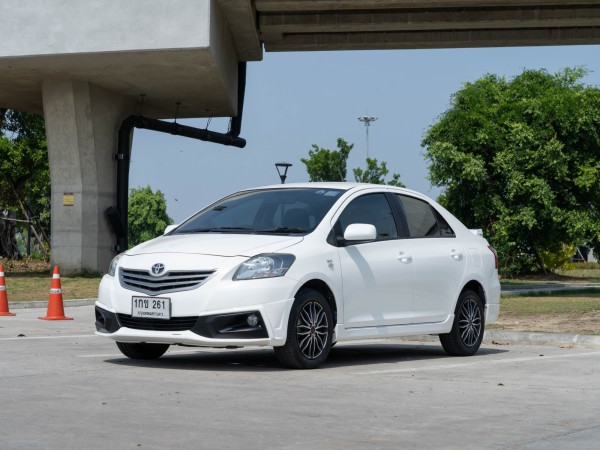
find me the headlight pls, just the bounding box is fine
[108,253,123,277]
[233,254,295,280]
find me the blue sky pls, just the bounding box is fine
[130,45,600,223]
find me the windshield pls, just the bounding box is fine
[173,188,345,235]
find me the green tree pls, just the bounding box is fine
[301,138,405,187]
[353,157,405,187]
[128,186,174,247]
[301,138,353,181]
[0,109,50,259]
[422,67,600,275]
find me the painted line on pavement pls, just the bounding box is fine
[0,334,95,341]
[76,348,216,358]
[352,350,600,375]
[77,352,131,358]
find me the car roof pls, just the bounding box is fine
[240,182,429,200]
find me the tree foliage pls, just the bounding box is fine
[301,138,405,187]
[422,67,600,275]
[128,186,173,247]
[301,138,353,181]
[353,157,405,187]
[0,109,50,259]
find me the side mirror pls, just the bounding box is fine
[163,224,179,235]
[343,223,377,242]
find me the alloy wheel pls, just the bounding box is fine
[458,297,482,347]
[296,300,329,360]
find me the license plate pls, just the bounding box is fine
[132,297,171,320]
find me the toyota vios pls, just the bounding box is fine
[95,183,500,369]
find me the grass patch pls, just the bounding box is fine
[554,262,600,282]
[501,262,600,284]
[492,293,600,335]
[4,274,101,302]
[499,294,600,316]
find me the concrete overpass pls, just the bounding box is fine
[258,0,600,51]
[1,0,599,273]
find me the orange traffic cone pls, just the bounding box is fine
[0,264,16,316]
[39,266,73,320]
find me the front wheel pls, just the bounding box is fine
[440,289,484,356]
[274,289,333,369]
[116,342,170,359]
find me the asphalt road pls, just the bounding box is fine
[1,305,600,449]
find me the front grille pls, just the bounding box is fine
[119,268,215,295]
[117,314,199,331]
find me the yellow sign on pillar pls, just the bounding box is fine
[63,193,75,206]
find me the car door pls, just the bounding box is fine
[335,192,414,328]
[395,194,466,324]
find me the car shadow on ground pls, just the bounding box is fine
[103,342,507,373]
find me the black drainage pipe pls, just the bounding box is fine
[230,62,246,138]
[107,62,248,252]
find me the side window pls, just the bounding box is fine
[397,195,454,238]
[338,193,397,240]
[433,208,456,237]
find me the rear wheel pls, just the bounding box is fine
[274,289,333,369]
[116,342,170,359]
[440,289,484,356]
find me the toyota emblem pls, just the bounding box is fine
[151,263,166,276]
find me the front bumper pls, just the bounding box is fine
[96,306,268,339]
[95,295,295,348]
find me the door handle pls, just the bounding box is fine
[398,252,412,263]
[450,249,463,261]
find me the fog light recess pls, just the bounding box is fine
[247,314,259,327]
[191,311,269,339]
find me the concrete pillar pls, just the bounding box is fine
[42,80,135,274]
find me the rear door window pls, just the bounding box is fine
[396,195,454,238]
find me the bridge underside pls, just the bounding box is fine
[256,1,600,51]
[3,1,600,124]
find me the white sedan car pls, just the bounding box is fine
[95,183,500,369]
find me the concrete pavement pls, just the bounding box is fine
[2,304,600,449]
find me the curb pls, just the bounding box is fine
[9,298,96,309]
[484,330,600,349]
[405,330,600,349]
[501,283,600,296]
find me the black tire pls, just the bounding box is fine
[274,289,333,369]
[116,342,170,359]
[440,289,484,356]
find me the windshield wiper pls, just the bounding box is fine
[176,227,254,234]
[259,227,307,234]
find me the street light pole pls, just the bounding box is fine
[275,162,292,184]
[357,115,378,159]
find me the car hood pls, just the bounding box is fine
[125,233,304,258]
